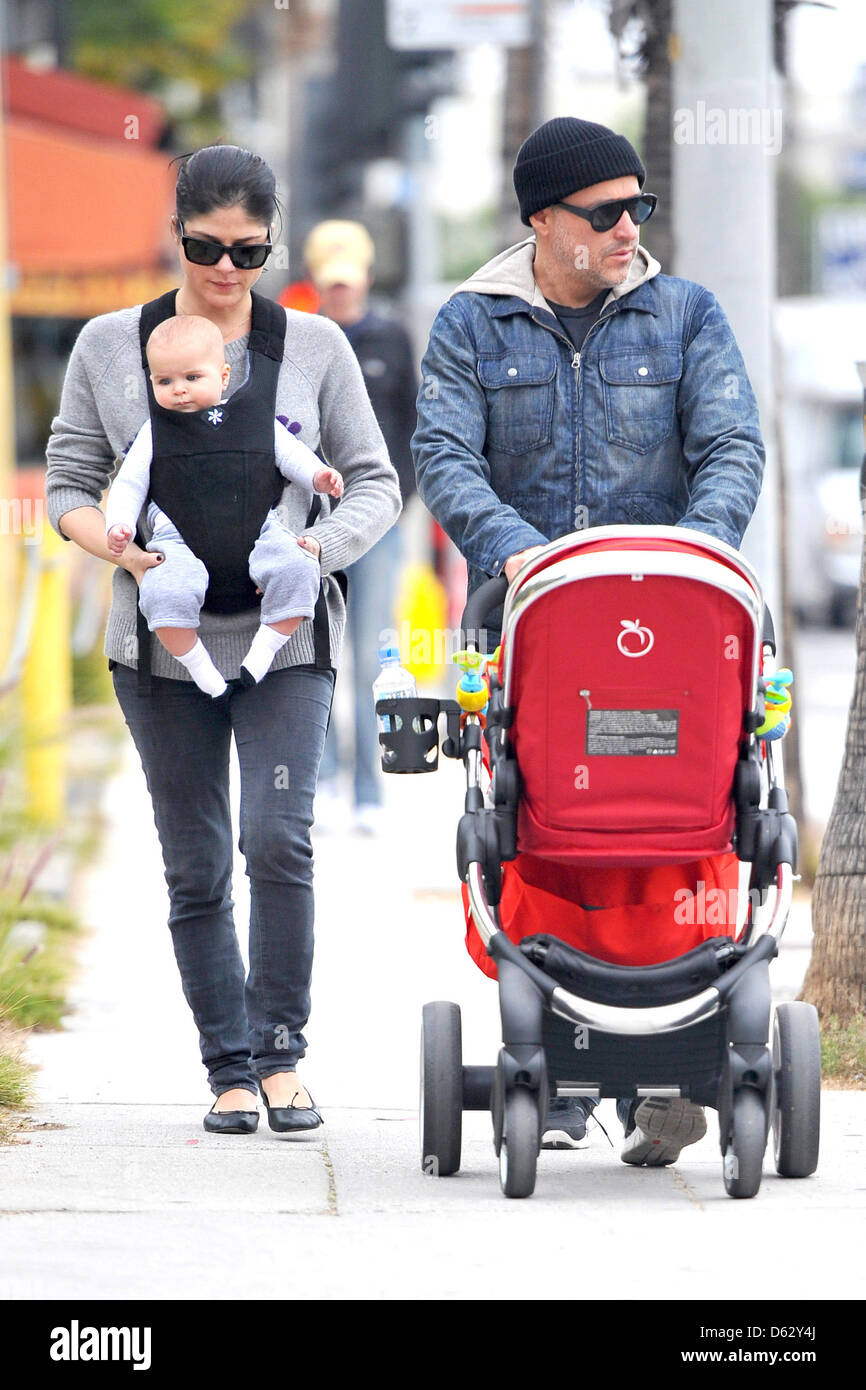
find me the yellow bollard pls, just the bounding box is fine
[21,522,71,826]
[394,561,449,687]
[0,100,16,677]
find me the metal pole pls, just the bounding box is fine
[671,0,779,620]
[402,111,439,358]
[857,362,866,510]
[1,7,71,823]
[529,0,549,130]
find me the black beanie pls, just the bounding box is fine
[513,117,646,225]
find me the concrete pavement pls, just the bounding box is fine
[2,688,864,1303]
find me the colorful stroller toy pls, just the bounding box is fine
[376,526,820,1199]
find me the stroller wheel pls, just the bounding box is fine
[420,1002,462,1177]
[499,1088,539,1199]
[772,1002,821,1178]
[723,1088,767,1198]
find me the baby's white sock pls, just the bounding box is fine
[175,638,228,697]
[240,624,291,683]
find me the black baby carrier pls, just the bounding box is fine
[133,288,334,694]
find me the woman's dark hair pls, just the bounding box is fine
[171,145,283,233]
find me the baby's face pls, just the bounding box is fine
[148,342,230,412]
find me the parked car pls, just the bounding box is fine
[775,297,865,626]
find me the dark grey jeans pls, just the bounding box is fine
[111,659,334,1097]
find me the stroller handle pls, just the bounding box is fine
[460,575,775,657]
[460,576,509,651]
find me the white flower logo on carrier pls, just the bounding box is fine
[617,618,654,658]
[207,408,224,427]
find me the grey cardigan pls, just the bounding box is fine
[46,301,402,679]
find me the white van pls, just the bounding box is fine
[775,297,864,625]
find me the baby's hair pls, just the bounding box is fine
[146,315,225,366]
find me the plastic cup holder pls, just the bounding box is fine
[376,697,443,773]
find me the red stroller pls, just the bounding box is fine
[377,526,820,1199]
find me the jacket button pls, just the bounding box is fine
[507,366,518,377]
[637,366,649,376]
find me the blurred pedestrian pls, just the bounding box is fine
[305,220,419,835]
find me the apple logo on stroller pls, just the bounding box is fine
[617,619,655,658]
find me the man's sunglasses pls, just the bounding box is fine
[555,194,657,233]
[179,223,272,270]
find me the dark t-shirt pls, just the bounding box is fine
[545,290,608,352]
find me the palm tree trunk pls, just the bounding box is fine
[801,528,866,1021]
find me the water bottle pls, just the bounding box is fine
[373,645,417,735]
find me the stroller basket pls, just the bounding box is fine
[519,932,742,1008]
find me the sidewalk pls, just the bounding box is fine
[2,716,864,1301]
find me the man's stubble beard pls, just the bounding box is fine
[551,220,634,298]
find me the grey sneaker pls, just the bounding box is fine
[542,1096,597,1149]
[620,1096,707,1166]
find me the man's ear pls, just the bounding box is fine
[529,208,553,240]
[221,362,231,389]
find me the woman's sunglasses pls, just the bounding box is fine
[178,222,272,270]
[554,194,658,234]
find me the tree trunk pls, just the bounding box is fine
[801,529,866,1021]
[499,46,534,250]
[638,0,673,272]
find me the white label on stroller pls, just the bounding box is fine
[586,708,679,756]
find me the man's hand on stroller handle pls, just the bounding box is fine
[503,545,546,583]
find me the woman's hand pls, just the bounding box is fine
[119,540,164,587]
[297,535,321,562]
[254,534,320,597]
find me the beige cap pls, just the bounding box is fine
[303,219,374,288]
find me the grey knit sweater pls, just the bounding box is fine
[46,301,402,679]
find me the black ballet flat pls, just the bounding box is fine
[203,1099,259,1135]
[211,679,243,710]
[258,1081,323,1133]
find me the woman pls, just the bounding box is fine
[46,145,401,1133]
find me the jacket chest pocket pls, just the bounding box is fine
[599,348,683,454]
[478,352,557,456]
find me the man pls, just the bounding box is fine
[305,220,418,835]
[412,117,764,1159]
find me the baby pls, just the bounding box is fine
[106,315,343,697]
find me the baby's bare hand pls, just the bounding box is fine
[313,467,343,499]
[107,524,133,557]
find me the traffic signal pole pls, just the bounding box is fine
[671,0,780,621]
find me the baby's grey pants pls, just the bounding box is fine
[138,509,320,630]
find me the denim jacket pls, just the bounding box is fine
[412,237,765,601]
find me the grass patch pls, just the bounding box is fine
[821,1013,866,1087]
[0,725,90,1136]
[0,1024,34,1145]
[0,1046,33,1108]
[0,919,81,1030]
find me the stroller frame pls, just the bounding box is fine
[378,526,820,1199]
